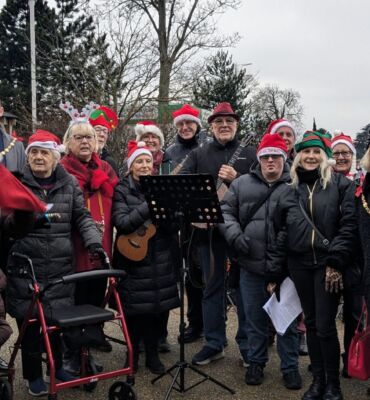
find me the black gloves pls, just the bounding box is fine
[233,234,250,256]
[88,243,107,265]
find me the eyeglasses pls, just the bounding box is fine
[260,155,282,161]
[332,151,353,159]
[94,127,109,134]
[72,134,95,142]
[212,117,237,125]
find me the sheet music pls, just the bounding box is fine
[263,277,302,335]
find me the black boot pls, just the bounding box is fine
[145,345,165,375]
[302,375,326,400]
[323,380,343,400]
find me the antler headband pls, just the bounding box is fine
[59,101,100,123]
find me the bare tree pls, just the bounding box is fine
[110,0,241,122]
[248,84,304,139]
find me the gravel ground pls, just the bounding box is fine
[0,305,368,400]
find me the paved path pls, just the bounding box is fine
[1,306,368,399]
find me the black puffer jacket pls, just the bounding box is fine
[358,174,370,287]
[220,164,291,275]
[111,176,180,316]
[6,165,101,319]
[179,136,256,182]
[268,171,356,276]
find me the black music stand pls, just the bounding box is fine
[140,174,235,400]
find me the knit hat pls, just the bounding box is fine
[331,130,356,155]
[135,121,164,147]
[257,133,288,161]
[295,129,333,159]
[89,106,118,132]
[127,140,153,170]
[208,102,240,123]
[266,118,296,138]
[172,104,201,126]
[26,129,64,156]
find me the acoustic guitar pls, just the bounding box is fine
[116,221,156,261]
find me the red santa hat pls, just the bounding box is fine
[25,129,64,157]
[172,104,201,126]
[135,121,164,147]
[127,140,153,170]
[331,130,356,155]
[257,133,288,161]
[266,118,296,138]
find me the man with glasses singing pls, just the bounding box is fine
[220,133,302,389]
[180,102,256,365]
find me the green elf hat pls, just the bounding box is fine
[89,106,118,132]
[295,129,334,160]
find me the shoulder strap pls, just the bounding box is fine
[242,182,281,229]
[297,197,330,247]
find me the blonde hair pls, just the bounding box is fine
[63,122,99,154]
[360,147,370,172]
[291,148,332,189]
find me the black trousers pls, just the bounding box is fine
[290,267,341,381]
[16,319,62,381]
[126,313,163,353]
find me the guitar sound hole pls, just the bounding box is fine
[136,227,146,236]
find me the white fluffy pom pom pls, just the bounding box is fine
[327,158,336,166]
[137,141,146,147]
[333,130,342,137]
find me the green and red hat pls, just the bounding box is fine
[295,129,333,158]
[89,106,118,132]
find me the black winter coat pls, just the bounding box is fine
[358,174,370,287]
[111,176,180,316]
[220,164,291,276]
[268,172,356,277]
[179,136,256,183]
[6,165,101,319]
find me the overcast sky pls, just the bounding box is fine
[220,0,370,136]
[1,0,369,136]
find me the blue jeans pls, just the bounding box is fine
[233,287,248,360]
[198,234,227,351]
[239,269,299,373]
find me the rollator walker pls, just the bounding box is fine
[3,251,137,400]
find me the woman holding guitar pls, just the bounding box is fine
[111,140,180,374]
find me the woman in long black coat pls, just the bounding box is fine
[112,140,179,374]
[6,131,102,396]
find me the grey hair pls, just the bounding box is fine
[62,122,99,154]
[290,148,332,189]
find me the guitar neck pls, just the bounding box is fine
[216,132,255,188]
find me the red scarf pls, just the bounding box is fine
[61,153,119,197]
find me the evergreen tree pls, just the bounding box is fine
[355,124,370,160]
[43,0,111,107]
[0,0,56,126]
[192,50,256,132]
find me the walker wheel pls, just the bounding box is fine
[108,381,137,400]
[0,379,12,400]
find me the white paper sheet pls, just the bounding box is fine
[263,277,302,335]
